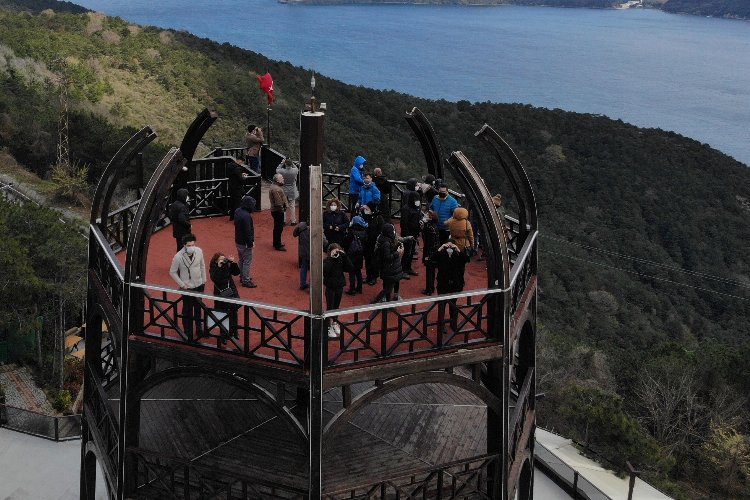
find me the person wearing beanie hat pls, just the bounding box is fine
[168,188,192,252]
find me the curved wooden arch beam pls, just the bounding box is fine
[124,109,217,283]
[134,366,308,440]
[475,125,538,243]
[405,107,445,181]
[179,108,218,163]
[90,126,156,227]
[447,151,511,290]
[322,371,502,441]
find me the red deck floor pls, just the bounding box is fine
[142,210,490,310]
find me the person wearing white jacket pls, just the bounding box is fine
[169,234,206,340]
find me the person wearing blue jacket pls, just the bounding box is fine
[349,155,367,211]
[430,182,459,243]
[358,173,381,209]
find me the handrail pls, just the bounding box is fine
[0,402,82,441]
[130,282,310,317]
[90,224,124,279]
[508,230,537,287]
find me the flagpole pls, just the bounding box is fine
[267,105,271,147]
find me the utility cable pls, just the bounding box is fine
[541,249,750,303]
[541,234,750,291]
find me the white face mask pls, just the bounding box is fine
[185,246,195,255]
[414,200,421,207]
[330,205,338,211]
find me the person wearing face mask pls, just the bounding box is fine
[168,188,192,252]
[169,233,206,340]
[399,178,422,276]
[323,243,352,338]
[357,173,381,211]
[269,173,287,251]
[435,239,470,332]
[323,198,350,246]
[349,155,367,212]
[421,210,440,295]
[430,182,459,244]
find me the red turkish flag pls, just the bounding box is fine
[256,72,274,105]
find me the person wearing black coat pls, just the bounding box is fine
[372,224,404,303]
[400,178,423,275]
[362,202,384,285]
[344,216,368,295]
[209,252,240,342]
[323,198,349,246]
[227,158,250,221]
[233,195,256,288]
[435,240,471,332]
[168,188,191,252]
[324,243,353,338]
[421,210,440,295]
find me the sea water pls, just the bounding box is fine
[74,1,750,165]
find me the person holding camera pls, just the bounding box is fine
[245,125,264,174]
[371,223,404,303]
[435,239,470,332]
[209,252,240,343]
[276,158,300,225]
[323,243,353,338]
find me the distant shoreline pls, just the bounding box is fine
[278,0,749,21]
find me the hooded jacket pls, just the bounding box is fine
[168,188,191,239]
[377,224,403,281]
[349,156,366,195]
[446,207,474,251]
[358,182,381,207]
[234,196,256,246]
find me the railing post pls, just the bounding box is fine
[573,470,579,499]
[627,461,640,500]
[54,416,59,441]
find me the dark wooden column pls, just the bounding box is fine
[299,111,325,223]
[307,165,325,498]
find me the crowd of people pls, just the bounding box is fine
[166,131,506,341]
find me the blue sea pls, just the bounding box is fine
[74,1,750,165]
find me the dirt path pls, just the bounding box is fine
[0,365,54,414]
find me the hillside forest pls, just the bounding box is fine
[1,2,750,497]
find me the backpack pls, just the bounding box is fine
[348,233,363,256]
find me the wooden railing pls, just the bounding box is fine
[323,453,500,499]
[85,365,120,476]
[128,447,307,500]
[134,283,308,369]
[325,290,497,368]
[90,225,125,317]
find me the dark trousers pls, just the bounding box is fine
[272,211,285,248]
[424,263,436,293]
[300,259,309,287]
[326,287,344,310]
[247,156,260,174]
[228,193,241,220]
[401,237,416,272]
[182,284,205,340]
[374,278,400,303]
[175,238,182,253]
[364,248,376,281]
[438,298,459,332]
[348,269,363,292]
[348,193,359,213]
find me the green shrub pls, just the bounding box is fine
[51,388,71,412]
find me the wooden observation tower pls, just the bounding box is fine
[81,105,538,499]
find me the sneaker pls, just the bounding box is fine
[346,289,356,296]
[241,281,257,288]
[333,322,341,335]
[328,325,338,338]
[395,295,403,301]
[300,283,309,290]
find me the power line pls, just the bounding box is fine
[541,234,750,291]
[541,249,750,303]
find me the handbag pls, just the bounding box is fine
[217,282,237,298]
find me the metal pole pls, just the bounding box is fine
[627,461,640,500]
[573,470,579,499]
[266,106,271,147]
[299,111,325,223]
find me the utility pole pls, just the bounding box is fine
[55,60,71,170]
